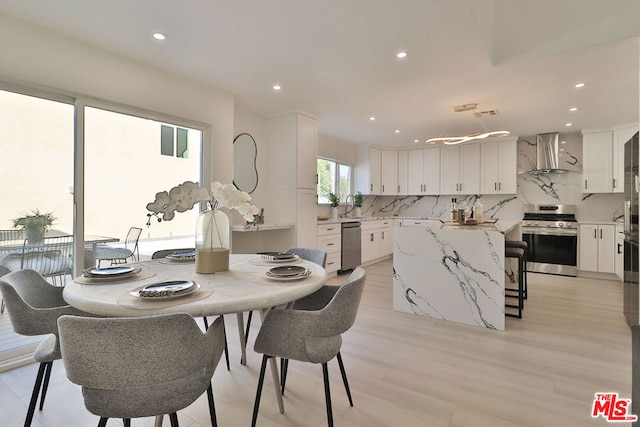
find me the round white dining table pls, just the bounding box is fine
[63,253,327,419]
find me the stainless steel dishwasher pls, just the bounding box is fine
[340,221,361,272]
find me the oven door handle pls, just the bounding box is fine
[522,229,578,237]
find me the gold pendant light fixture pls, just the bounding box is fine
[426,103,510,145]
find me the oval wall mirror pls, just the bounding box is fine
[233,133,258,194]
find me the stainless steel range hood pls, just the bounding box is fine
[530,132,567,174]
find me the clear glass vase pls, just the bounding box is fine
[195,208,229,273]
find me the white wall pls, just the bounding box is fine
[318,134,357,166]
[0,12,235,186]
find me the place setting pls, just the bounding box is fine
[250,251,302,266]
[75,265,154,284]
[158,250,197,264]
[117,279,213,309]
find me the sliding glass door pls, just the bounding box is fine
[0,88,74,364]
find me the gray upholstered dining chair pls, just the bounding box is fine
[243,247,327,347]
[95,227,142,267]
[251,267,366,427]
[0,269,90,426]
[151,248,231,371]
[57,313,226,427]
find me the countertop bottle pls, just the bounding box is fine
[473,200,484,222]
[450,198,457,222]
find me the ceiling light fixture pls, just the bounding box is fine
[426,130,511,145]
[569,107,578,112]
[272,84,282,91]
[369,116,376,121]
[565,123,573,127]
[153,32,166,41]
[426,104,510,145]
[396,51,408,59]
[575,82,585,88]
[394,129,400,134]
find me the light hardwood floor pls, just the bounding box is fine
[0,259,633,426]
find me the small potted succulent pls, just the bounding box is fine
[328,192,339,220]
[12,209,56,243]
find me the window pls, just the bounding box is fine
[161,124,190,158]
[317,158,352,204]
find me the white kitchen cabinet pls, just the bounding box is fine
[317,223,341,274]
[266,112,318,248]
[397,150,408,195]
[440,144,480,195]
[480,139,517,194]
[360,219,393,264]
[407,147,440,195]
[613,123,639,193]
[355,146,382,194]
[615,225,624,280]
[579,223,615,274]
[380,219,393,256]
[380,150,398,195]
[582,130,614,193]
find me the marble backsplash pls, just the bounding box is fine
[359,136,625,223]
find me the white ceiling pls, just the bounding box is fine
[0,0,638,148]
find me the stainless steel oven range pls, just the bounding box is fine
[521,204,578,276]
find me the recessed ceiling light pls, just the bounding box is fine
[414,139,419,143]
[394,129,400,134]
[569,107,578,112]
[561,140,566,144]
[153,32,166,41]
[396,51,408,59]
[565,123,573,127]
[272,84,282,91]
[369,116,376,121]
[574,82,585,88]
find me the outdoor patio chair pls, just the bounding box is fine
[95,227,141,267]
[1,235,74,286]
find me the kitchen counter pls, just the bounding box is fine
[393,220,521,331]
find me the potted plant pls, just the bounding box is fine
[328,192,339,220]
[353,192,363,218]
[12,209,56,243]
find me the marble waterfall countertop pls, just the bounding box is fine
[392,221,521,331]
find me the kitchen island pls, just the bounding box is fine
[393,221,520,331]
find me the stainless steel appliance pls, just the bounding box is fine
[521,204,578,276]
[624,131,639,327]
[340,221,361,272]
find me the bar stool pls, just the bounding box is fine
[505,246,525,319]
[505,240,528,299]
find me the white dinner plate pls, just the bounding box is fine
[267,265,307,277]
[264,270,312,281]
[83,266,141,280]
[165,250,196,261]
[131,280,200,299]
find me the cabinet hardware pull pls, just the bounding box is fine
[495,182,497,191]
[315,174,318,184]
[499,182,501,191]
[328,261,334,265]
[460,183,462,192]
[382,231,385,239]
[382,184,385,192]
[594,229,597,239]
[585,179,588,189]
[618,243,623,254]
[613,178,616,188]
[327,243,335,246]
[370,233,374,242]
[600,229,603,239]
[327,228,334,231]
[398,185,400,193]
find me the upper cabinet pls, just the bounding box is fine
[480,139,517,194]
[397,150,408,196]
[355,146,381,195]
[613,123,639,194]
[440,144,480,195]
[582,123,638,194]
[380,150,398,195]
[582,130,614,193]
[296,114,318,190]
[407,147,440,195]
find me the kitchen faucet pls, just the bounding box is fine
[344,194,355,217]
